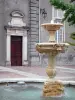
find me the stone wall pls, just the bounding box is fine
[0,0,6,66]
[4,0,29,25]
[40,0,52,42]
[4,0,29,66]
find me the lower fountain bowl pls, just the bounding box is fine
[0,80,75,100]
[36,43,69,53]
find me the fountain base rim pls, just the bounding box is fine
[43,93,64,98]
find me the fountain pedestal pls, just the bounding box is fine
[36,21,69,97]
[43,80,64,96]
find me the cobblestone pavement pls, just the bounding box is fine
[0,66,75,81]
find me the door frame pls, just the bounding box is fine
[6,28,28,66]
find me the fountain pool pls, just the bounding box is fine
[0,82,75,100]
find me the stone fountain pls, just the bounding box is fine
[36,20,69,97]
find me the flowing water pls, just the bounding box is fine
[0,83,75,100]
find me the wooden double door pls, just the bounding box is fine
[11,36,22,66]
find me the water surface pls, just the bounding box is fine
[0,83,75,100]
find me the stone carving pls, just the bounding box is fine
[43,81,64,97]
[8,10,26,27]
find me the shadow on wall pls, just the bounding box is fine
[40,54,75,67]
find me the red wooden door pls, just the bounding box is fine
[11,36,22,66]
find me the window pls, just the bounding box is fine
[52,7,65,43]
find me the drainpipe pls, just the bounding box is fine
[38,0,41,65]
[39,0,41,43]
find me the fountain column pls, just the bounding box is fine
[48,30,56,42]
[46,53,56,79]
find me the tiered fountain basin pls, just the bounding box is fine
[36,21,70,97]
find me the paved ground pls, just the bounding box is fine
[0,65,75,81]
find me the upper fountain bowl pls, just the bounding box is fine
[41,20,63,42]
[41,22,63,32]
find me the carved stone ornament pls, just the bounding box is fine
[8,10,26,27]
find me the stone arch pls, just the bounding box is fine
[8,10,26,27]
[10,10,25,18]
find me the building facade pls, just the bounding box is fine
[0,0,75,66]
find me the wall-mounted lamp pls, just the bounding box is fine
[40,8,47,19]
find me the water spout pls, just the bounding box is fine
[51,19,54,24]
